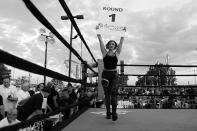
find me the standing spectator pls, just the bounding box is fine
[67,83,77,115]
[76,88,84,110]
[35,83,44,93]
[0,95,4,120]
[68,83,77,102]
[35,83,47,114]
[0,77,18,117]
[47,85,59,112]
[28,90,35,97]
[0,108,20,128]
[17,82,30,105]
[28,85,35,96]
[17,85,51,121]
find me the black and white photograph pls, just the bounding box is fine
[0,0,197,130]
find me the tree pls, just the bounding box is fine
[135,63,177,86]
[0,63,11,84]
[119,75,128,87]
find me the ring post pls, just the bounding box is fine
[81,61,87,92]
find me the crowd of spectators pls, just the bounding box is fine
[1,75,196,128]
[118,87,197,109]
[0,76,95,129]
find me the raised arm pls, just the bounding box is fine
[116,36,124,56]
[97,34,107,57]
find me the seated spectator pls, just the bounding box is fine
[17,85,51,121]
[0,77,18,117]
[174,98,181,108]
[59,88,74,120]
[77,89,95,109]
[0,108,20,128]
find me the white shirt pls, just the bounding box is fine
[0,117,20,128]
[17,89,30,105]
[35,91,46,109]
[0,85,18,111]
[17,89,30,102]
[42,98,47,109]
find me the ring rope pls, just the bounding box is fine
[118,94,197,97]
[22,0,97,74]
[121,74,197,76]
[59,0,98,66]
[123,85,197,88]
[0,49,81,83]
[118,64,197,67]
[0,49,95,130]
[0,97,91,131]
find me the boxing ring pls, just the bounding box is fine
[0,0,197,131]
[62,108,197,131]
[0,0,98,130]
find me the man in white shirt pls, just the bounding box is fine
[0,108,20,128]
[17,85,51,121]
[0,77,18,116]
[17,82,30,105]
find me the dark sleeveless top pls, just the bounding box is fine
[103,53,118,69]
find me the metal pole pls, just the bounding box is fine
[81,40,82,58]
[76,64,78,79]
[12,67,15,79]
[29,72,31,85]
[44,40,47,85]
[80,40,83,79]
[68,24,73,78]
[81,61,87,92]
[194,69,196,85]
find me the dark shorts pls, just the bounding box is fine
[101,70,119,96]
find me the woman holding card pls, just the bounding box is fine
[96,26,125,121]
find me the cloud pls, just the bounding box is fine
[126,2,197,58]
[1,0,197,85]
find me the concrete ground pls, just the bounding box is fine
[62,108,197,131]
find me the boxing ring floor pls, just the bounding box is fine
[62,108,197,131]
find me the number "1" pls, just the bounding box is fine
[109,14,116,22]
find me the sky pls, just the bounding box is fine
[1,0,197,85]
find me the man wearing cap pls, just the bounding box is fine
[17,85,51,121]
